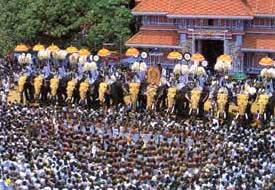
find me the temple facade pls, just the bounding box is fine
[126,0,275,73]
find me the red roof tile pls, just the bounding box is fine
[243,34,275,50]
[247,0,275,15]
[133,0,253,18]
[169,0,253,19]
[125,30,179,48]
[132,0,176,15]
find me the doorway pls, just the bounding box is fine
[196,40,224,71]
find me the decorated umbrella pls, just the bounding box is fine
[66,46,78,54]
[191,53,205,62]
[47,44,60,52]
[217,54,232,63]
[14,44,29,52]
[233,72,247,81]
[97,48,111,57]
[33,43,45,52]
[79,49,91,56]
[125,47,139,57]
[167,51,182,60]
[259,57,273,67]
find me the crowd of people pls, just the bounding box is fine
[0,57,274,189]
[0,102,274,189]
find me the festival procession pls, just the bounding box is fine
[0,0,275,189]
[10,43,275,125]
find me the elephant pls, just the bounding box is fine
[98,82,108,105]
[146,85,157,110]
[155,84,169,112]
[40,75,54,103]
[174,87,189,116]
[49,76,59,102]
[66,79,77,103]
[235,93,249,119]
[124,82,140,108]
[267,92,275,119]
[79,80,90,105]
[185,87,202,116]
[33,75,44,101]
[166,87,177,113]
[215,87,229,119]
[18,75,34,104]
[251,93,270,121]
[137,81,148,111]
[57,75,72,104]
[109,81,125,107]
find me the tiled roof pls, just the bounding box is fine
[169,0,253,19]
[243,34,275,50]
[133,0,253,18]
[125,30,179,48]
[247,0,275,16]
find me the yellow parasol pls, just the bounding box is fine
[217,54,232,63]
[125,47,139,57]
[167,51,182,60]
[79,49,91,56]
[66,46,78,53]
[97,48,111,57]
[191,53,205,62]
[259,57,273,67]
[47,44,60,52]
[33,43,45,52]
[14,44,29,52]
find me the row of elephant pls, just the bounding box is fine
[18,74,275,122]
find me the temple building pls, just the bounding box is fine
[126,0,275,73]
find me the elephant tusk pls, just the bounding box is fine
[235,113,239,120]
[245,113,248,120]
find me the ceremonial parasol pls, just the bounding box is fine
[217,54,232,63]
[97,48,111,57]
[125,47,139,57]
[191,53,205,62]
[167,51,182,60]
[79,49,91,56]
[66,46,78,53]
[233,72,247,81]
[32,43,45,52]
[259,57,273,67]
[14,44,29,52]
[47,44,60,52]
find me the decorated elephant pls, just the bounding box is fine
[146,85,157,110]
[49,76,59,101]
[215,87,229,119]
[98,82,108,105]
[66,79,77,103]
[79,80,90,105]
[33,75,44,100]
[185,87,202,116]
[124,82,140,107]
[251,92,270,121]
[166,87,177,113]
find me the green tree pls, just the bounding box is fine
[0,0,133,57]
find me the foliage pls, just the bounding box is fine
[0,0,133,57]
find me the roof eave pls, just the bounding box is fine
[132,11,168,16]
[255,14,275,18]
[125,43,182,49]
[242,48,275,53]
[167,15,254,20]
